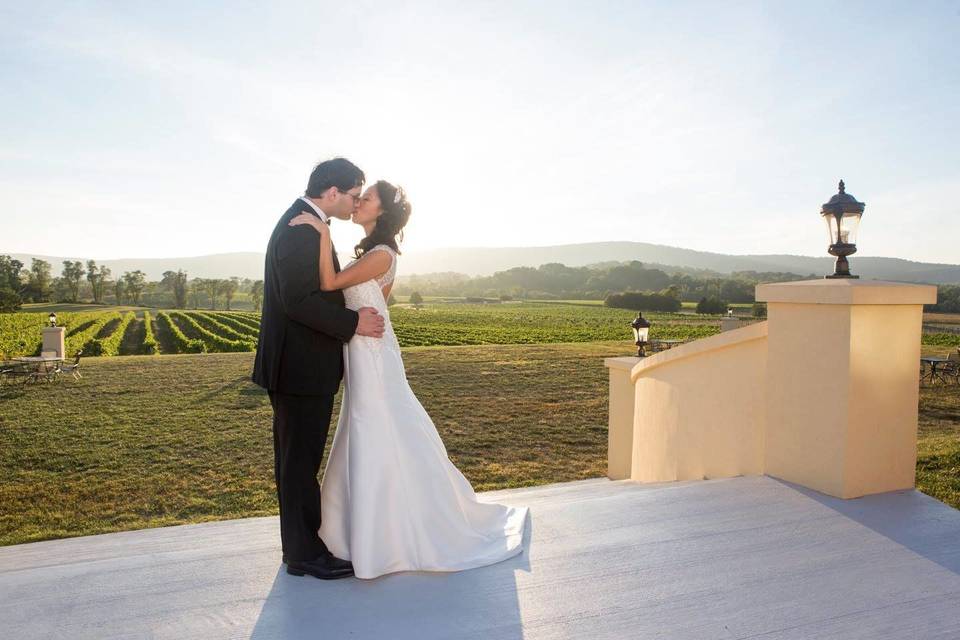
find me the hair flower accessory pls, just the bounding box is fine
[393,186,403,204]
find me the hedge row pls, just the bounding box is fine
[189,312,258,342]
[142,311,159,355]
[604,292,682,312]
[208,311,261,334]
[922,332,960,348]
[0,312,46,357]
[169,312,255,352]
[65,312,121,356]
[157,312,205,353]
[85,311,135,356]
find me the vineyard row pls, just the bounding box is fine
[3,307,958,358]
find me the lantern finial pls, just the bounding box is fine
[838,179,845,194]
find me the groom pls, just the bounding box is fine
[253,157,385,579]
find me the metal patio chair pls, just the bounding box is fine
[59,350,83,381]
[943,350,960,385]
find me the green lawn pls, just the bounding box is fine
[1,343,957,547]
[917,346,960,509]
[0,343,626,546]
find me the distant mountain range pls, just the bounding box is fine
[397,243,960,284]
[9,242,960,284]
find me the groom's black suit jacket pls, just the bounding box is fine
[252,198,359,396]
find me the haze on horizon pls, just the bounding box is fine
[2,1,958,265]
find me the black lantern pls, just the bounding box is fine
[48,312,57,327]
[821,180,865,278]
[631,312,651,358]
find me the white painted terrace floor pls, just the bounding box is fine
[2,475,960,639]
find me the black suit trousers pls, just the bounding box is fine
[268,390,335,561]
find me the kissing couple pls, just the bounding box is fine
[253,158,529,580]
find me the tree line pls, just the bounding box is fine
[931,285,960,313]
[395,260,960,315]
[394,261,812,303]
[0,256,264,313]
[3,254,958,315]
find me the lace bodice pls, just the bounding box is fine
[366,244,398,288]
[340,244,397,312]
[341,245,399,351]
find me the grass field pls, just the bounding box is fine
[0,343,957,547]
[917,344,960,510]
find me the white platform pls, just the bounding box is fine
[2,475,959,639]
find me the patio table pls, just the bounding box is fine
[14,356,64,383]
[920,356,949,385]
[650,339,685,353]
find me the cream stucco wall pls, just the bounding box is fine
[629,322,768,483]
[616,279,937,500]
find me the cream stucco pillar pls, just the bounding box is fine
[42,326,65,358]
[756,279,937,499]
[605,356,640,480]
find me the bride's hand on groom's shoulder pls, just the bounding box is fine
[289,212,328,234]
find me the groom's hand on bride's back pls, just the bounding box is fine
[356,307,385,338]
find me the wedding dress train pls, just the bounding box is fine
[318,245,528,579]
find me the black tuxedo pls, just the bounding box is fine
[252,198,359,561]
[253,198,358,395]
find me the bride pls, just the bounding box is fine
[288,180,528,580]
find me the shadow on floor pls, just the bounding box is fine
[250,513,532,640]
[773,477,960,576]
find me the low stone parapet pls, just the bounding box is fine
[629,321,768,483]
[611,279,938,499]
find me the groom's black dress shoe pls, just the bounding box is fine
[286,556,354,579]
[281,552,348,567]
[324,554,353,572]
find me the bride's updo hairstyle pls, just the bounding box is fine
[354,180,412,258]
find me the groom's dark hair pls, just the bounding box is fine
[305,157,365,197]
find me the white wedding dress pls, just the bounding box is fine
[318,244,529,579]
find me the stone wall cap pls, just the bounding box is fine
[755,279,937,305]
[630,320,768,383]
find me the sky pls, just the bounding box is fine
[1,1,958,264]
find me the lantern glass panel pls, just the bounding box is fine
[823,214,840,246]
[636,326,649,343]
[838,212,861,245]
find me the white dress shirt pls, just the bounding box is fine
[299,196,330,224]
